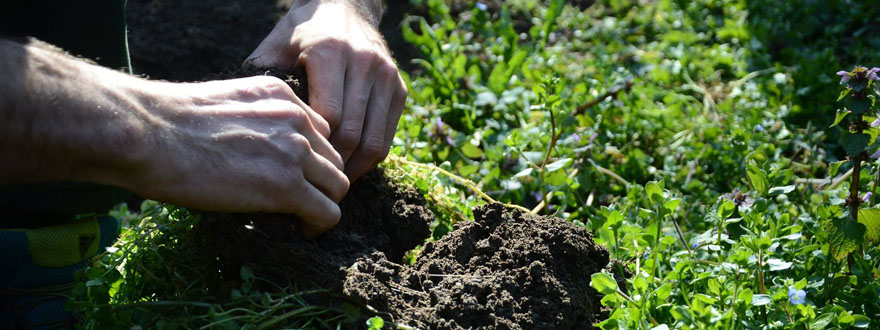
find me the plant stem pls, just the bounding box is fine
[850,156,862,222]
[387,155,534,214]
[652,209,663,281]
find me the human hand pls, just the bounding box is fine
[134,76,349,237]
[245,0,407,181]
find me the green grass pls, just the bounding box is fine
[74,0,880,328]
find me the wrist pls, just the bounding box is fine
[84,74,171,192]
[288,0,381,27]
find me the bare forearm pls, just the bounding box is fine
[0,38,157,187]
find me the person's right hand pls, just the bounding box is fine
[132,76,349,237]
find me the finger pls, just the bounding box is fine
[284,104,343,171]
[302,147,350,203]
[289,93,333,139]
[330,54,377,161]
[301,127,344,172]
[344,69,394,181]
[378,75,408,166]
[292,182,343,239]
[299,44,348,131]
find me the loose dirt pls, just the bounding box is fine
[344,202,610,329]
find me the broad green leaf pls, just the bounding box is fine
[367,316,384,330]
[838,311,855,325]
[751,294,771,306]
[766,258,792,271]
[662,199,680,216]
[599,293,618,306]
[540,0,566,46]
[839,88,852,101]
[513,168,533,178]
[746,162,769,196]
[846,96,872,115]
[545,158,572,172]
[768,185,796,196]
[591,272,619,295]
[829,160,847,177]
[633,274,648,292]
[852,314,871,328]
[460,143,484,159]
[487,61,509,93]
[811,313,834,329]
[718,200,736,219]
[654,283,672,300]
[646,181,665,206]
[824,215,866,260]
[841,132,870,157]
[738,288,754,305]
[857,207,880,242]
[605,210,623,229]
[831,109,850,127]
[694,294,718,305]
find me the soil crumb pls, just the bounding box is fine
[343,203,610,329]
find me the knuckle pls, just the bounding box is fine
[396,80,409,98]
[335,123,362,152]
[359,136,385,158]
[319,100,343,129]
[289,133,312,152]
[286,106,310,130]
[255,76,293,97]
[317,206,342,231]
[377,61,399,81]
[334,176,351,202]
[310,36,351,56]
[353,49,379,67]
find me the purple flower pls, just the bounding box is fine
[788,286,806,305]
[532,191,543,202]
[871,149,880,160]
[446,136,455,146]
[869,67,880,82]
[589,133,598,144]
[872,118,880,127]
[691,243,699,250]
[572,133,581,144]
[755,124,765,132]
[547,204,555,211]
[435,117,445,130]
[837,70,851,84]
[642,251,650,260]
[476,2,488,11]
[863,192,873,203]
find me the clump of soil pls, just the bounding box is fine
[202,171,433,290]
[344,203,610,329]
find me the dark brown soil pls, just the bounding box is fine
[126,0,421,81]
[344,203,609,329]
[202,171,433,290]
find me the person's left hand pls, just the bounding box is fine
[245,0,406,182]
